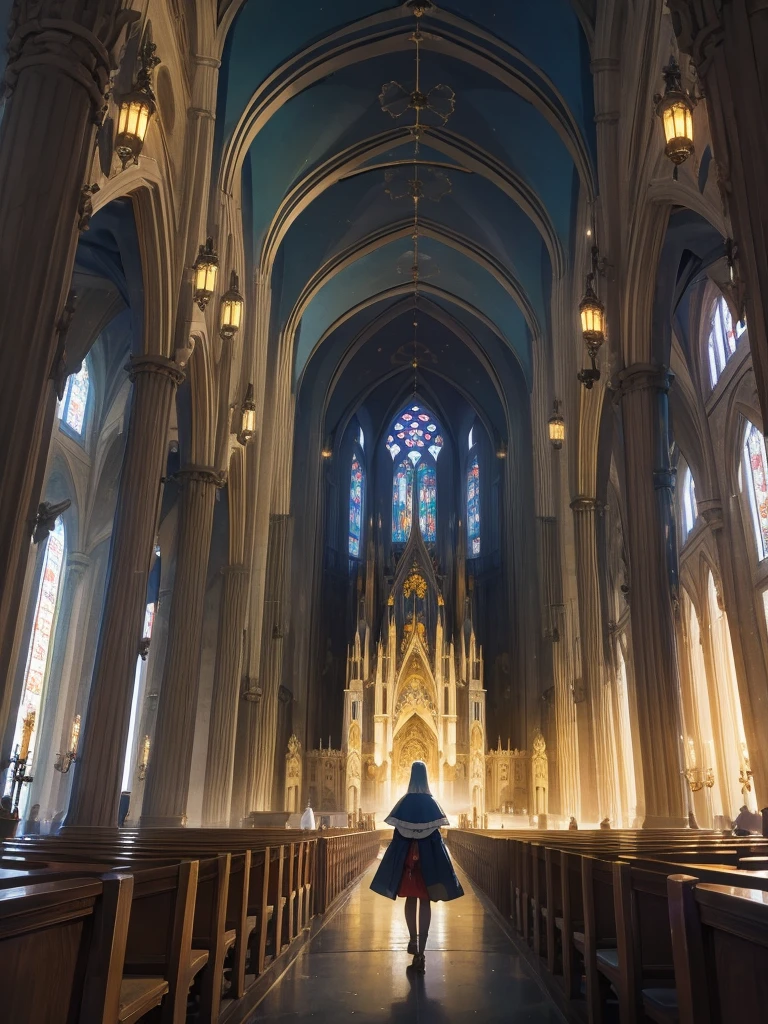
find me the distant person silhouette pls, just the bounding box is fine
[370,761,463,972]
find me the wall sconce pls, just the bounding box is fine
[654,55,695,179]
[137,735,151,781]
[115,38,160,169]
[548,401,565,449]
[496,441,507,459]
[321,443,333,459]
[220,270,244,340]
[577,247,606,390]
[193,238,218,312]
[238,383,256,445]
[54,714,80,774]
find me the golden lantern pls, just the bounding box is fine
[654,56,695,173]
[579,274,605,352]
[193,238,219,312]
[115,39,160,169]
[548,401,565,450]
[238,383,256,445]
[220,270,244,339]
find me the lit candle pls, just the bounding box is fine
[19,709,35,761]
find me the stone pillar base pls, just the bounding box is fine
[641,815,689,829]
[58,825,123,837]
[139,815,186,828]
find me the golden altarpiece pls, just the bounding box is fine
[286,501,489,824]
[284,492,549,824]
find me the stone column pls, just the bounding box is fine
[671,1,768,420]
[29,552,90,814]
[570,497,609,823]
[0,1,136,738]
[201,565,250,826]
[65,356,184,829]
[141,466,221,827]
[616,365,686,826]
[250,513,292,812]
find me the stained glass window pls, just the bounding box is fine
[682,467,698,540]
[743,422,768,560]
[5,518,65,790]
[386,404,444,461]
[392,458,414,543]
[468,426,474,450]
[708,296,746,388]
[418,462,437,542]
[59,361,90,436]
[349,457,363,557]
[467,453,480,556]
[388,403,443,543]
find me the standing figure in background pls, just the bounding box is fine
[370,761,463,972]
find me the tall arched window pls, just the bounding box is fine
[5,518,65,792]
[392,458,414,543]
[743,421,768,560]
[348,457,364,557]
[417,462,437,542]
[708,295,746,387]
[467,452,480,556]
[681,466,698,540]
[387,402,443,543]
[58,360,90,437]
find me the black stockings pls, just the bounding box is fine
[404,897,431,953]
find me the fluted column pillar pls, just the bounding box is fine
[65,356,184,828]
[0,0,136,739]
[201,565,250,826]
[571,498,610,822]
[141,466,222,827]
[29,552,90,813]
[251,513,292,812]
[617,365,686,826]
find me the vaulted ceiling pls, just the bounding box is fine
[216,0,596,440]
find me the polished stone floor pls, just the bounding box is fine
[249,854,566,1023]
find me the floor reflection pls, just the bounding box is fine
[250,859,564,1022]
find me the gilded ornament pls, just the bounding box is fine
[403,571,427,599]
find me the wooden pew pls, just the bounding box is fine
[668,875,768,1024]
[0,873,169,1023]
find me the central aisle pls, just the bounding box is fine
[250,855,566,1023]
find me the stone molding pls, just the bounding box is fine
[128,354,185,387]
[5,2,140,118]
[570,496,604,514]
[615,363,674,398]
[175,464,225,488]
[697,498,724,530]
[667,0,724,69]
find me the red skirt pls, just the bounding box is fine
[397,840,429,898]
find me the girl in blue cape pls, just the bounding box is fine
[370,761,463,972]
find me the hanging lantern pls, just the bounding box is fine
[579,273,605,352]
[193,238,218,312]
[115,88,154,167]
[548,401,565,450]
[654,56,695,171]
[220,270,244,339]
[238,382,256,445]
[114,39,160,169]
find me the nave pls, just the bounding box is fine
[251,858,563,1024]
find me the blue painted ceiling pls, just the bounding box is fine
[217,0,595,432]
